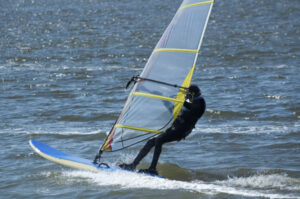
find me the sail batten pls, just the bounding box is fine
[153,48,199,54]
[131,92,185,103]
[179,0,214,10]
[115,124,161,134]
[100,0,214,152]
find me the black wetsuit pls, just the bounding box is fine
[132,95,206,170]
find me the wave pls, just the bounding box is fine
[56,169,299,199]
[194,123,299,135]
[216,173,300,192]
[58,113,116,122]
[31,129,103,136]
[206,109,252,118]
[0,128,104,136]
[0,61,133,73]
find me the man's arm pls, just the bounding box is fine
[183,97,204,111]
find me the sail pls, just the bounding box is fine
[101,0,214,152]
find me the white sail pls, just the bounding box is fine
[101,0,214,152]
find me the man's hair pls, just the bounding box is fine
[188,84,201,96]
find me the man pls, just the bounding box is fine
[119,84,206,175]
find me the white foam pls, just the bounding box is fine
[265,95,286,100]
[10,128,104,136]
[194,123,299,135]
[61,170,299,199]
[217,173,300,191]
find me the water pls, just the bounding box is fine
[1,0,299,198]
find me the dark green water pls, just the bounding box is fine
[1,0,299,198]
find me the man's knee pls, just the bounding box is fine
[155,136,165,147]
[145,138,155,147]
[155,129,179,145]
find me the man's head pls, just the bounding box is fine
[187,84,201,98]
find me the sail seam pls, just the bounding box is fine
[131,92,185,103]
[115,124,161,134]
[153,48,198,53]
[179,0,214,10]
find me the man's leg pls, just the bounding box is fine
[119,138,155,170]
[133,138,155,166]
[148,138,163,170]
[140,129,181,174]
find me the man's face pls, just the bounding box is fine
[186,92,195,101]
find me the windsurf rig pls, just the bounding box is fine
[94,0,214,165]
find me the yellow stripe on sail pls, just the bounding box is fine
[131,92,185,103]
[153,48,199,54]
[115,124,161,134]
[173,64,196,119]
[179,0,214,10]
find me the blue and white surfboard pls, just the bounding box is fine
[29,139,161,177]
[29,139,116,172]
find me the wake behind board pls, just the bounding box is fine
[29,139,161,177]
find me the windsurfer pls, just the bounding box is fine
[119,84,206,175]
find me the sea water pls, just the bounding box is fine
[0,0,299,198]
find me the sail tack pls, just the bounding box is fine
[101,0,214,152]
